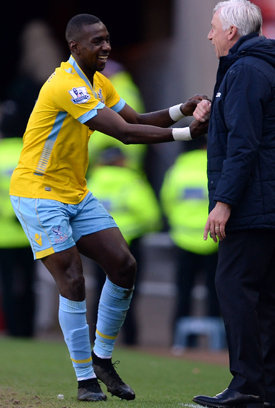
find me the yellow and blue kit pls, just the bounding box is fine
[10,56,125,204]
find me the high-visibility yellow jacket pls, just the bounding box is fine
[0,138,30,247]
[160,149,218,255]
[87,165,162,245]
[88,70,147,172]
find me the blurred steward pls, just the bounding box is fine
[87,146,162,344]
[160,138,220,346]
[0,136,36,336]
[88,59,147,173]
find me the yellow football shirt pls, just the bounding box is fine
[10,56,125,204]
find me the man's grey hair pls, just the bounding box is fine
[214,0,262,37]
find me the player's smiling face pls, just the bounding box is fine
[75,22,111,75]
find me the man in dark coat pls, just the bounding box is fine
[193,1,275,407]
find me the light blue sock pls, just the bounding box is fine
[58,295,95,381]
[93,277,133,358]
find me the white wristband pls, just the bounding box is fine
[169,104,185,121]
[172,127,192,141]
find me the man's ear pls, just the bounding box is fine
[69,40,80,55]
[228,25,238,41]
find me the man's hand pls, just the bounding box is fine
[189,119,209,138]
[193,99,211,122]
[204,201,232,243]
[181,94,210,116]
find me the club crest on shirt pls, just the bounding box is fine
[69,86,91,104]
[97,89,105,104]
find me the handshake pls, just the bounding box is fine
[178,94,211,140]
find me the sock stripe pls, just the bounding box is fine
[96,328,117,340]
[71,356,92,364]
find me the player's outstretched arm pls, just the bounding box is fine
[85,105,208,145]
[118,94,210,128]
[189,119,209,138]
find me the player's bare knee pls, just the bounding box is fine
[118,252,137,287]
[61,273,85,300]
[70,273,85,289]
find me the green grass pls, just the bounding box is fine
[0,337,231,407]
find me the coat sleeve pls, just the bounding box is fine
[213,62,271,206]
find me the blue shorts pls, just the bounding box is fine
[10,192,118,260]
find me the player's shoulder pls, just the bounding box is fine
[94,71,112,88]
[58,61,84,85]
[44,62,87,97]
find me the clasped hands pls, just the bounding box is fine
[193,99,212,122]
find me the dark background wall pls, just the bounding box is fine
[1,0,172,101]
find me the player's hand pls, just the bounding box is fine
[181,94,210,116]
[193,100,211,122]
[189,119,209,138]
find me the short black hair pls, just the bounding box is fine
[65,14,101,42]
